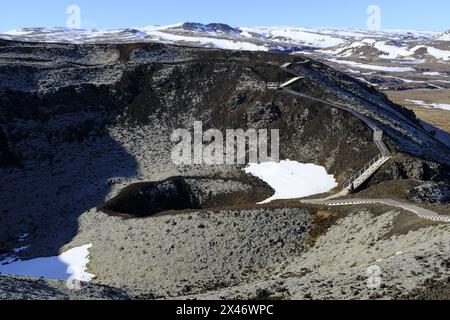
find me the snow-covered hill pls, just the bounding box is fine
[1,23,448,60]
[436,30,450,41]
[2,23,449,93]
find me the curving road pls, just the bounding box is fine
[278,61,450,223]
[280,63,392,195]
[302,198,450,223]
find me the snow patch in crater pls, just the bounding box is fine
[0,244,95,282]
[244,160,338,204]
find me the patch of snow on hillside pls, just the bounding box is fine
[355,77,378,86]
[382,76,425,83]
[327,59,415,72]
[425,103,450,111]
[4,29,35,36]
[147,30,268,51]
[373,41,415,59]
[406,99,450,111]
[239,30,254,38]
[396,59,425,64]
[426,47,450,61]
[244,160,337,204]
[423,71,447,76]
[139,23,184,32]
[410,45,450,61]
[266,27,346,48]
[0,244,95,282]
[437,31,450,41]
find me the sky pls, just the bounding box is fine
[1,0,449,32]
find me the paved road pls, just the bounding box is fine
[279,62,450,223]
[301,198,450,223]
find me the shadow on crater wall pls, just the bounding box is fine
[0,133,139,259]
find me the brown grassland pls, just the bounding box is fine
[387,89,450,133]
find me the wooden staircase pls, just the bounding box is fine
[279,61,392,199]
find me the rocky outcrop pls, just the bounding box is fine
[247,102,282,127]
[177,22,241,35]
[408,182,450,204]
[367,154,450,187]
[226,93,246,110]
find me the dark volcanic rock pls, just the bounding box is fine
[0,40,381,183]
[0,40,449,187]
[226,93,246,110]
[414,46,428,55]
[206,23,240,34]
[368,154,450,186]
[408,182,450,204]
[178,22,240,34]
[247,102,282,127]
[0,127,18,167]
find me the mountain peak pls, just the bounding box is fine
[174,22,240,34]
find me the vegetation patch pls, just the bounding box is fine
[306,210,341,247]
